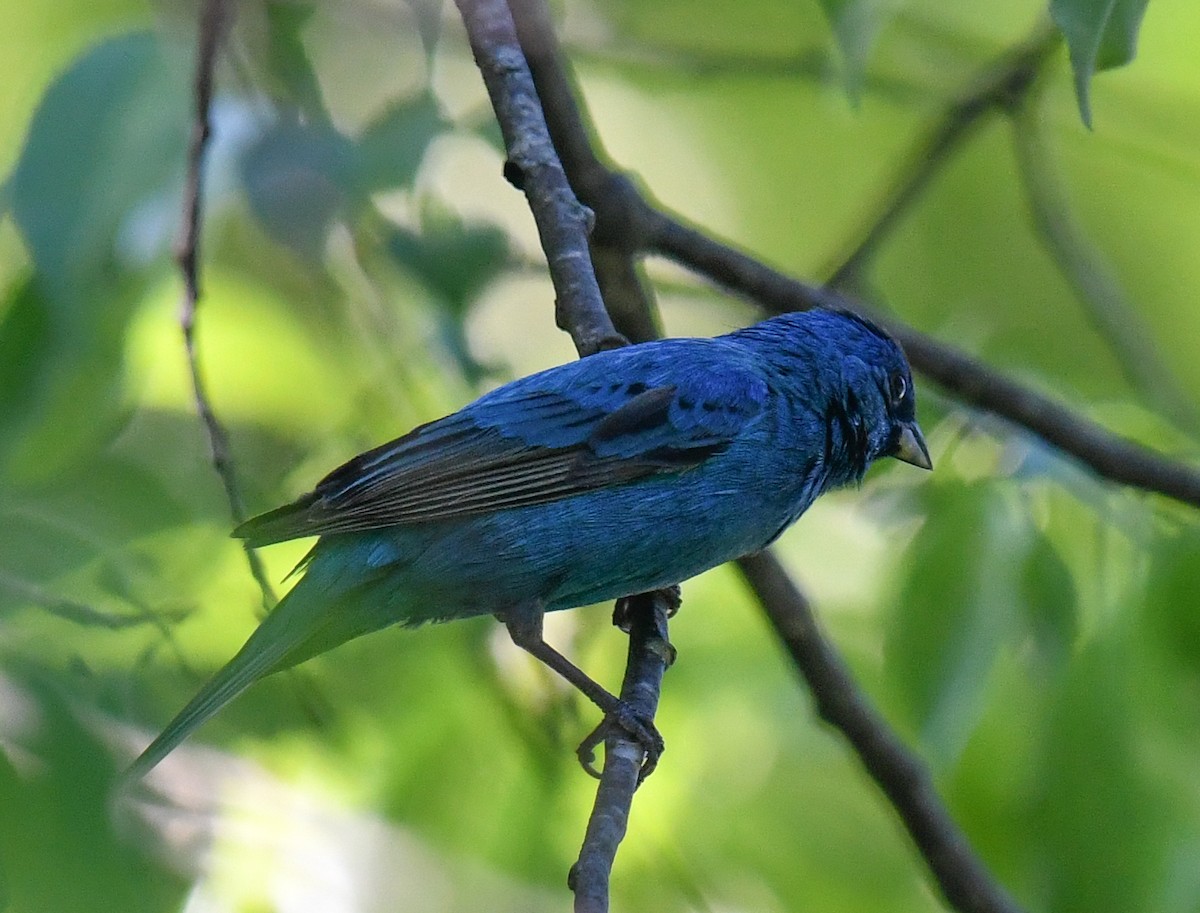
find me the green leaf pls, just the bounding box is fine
[384,213,509,382]
[240,119,356,256]
[885,482,1024,764]
[1142,528,1200,673]
[356,92,446,193]
[1031,636,1174,913]
[0,679,186,912]
[1050,0,1151,126]
[5,32,189,481]
[9,31,188,300]
[815,0,894,98]
[264,1,329,122]
[404,0,444,58]
[1019,532,1079,672]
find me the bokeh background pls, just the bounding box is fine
[2,1,1200,911]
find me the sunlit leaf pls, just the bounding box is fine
[4,32,188,481]
[9,32,187,300]
[1050,0,1150,126]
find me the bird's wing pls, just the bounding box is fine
[234,351,768,545]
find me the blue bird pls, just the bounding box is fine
[129,308,930,779]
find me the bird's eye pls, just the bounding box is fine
[889,373,907,404]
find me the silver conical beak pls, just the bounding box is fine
[893,422,932,470]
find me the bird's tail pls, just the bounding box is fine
[124,625,295,782]
[123,573,349,782]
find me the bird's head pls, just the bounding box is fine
[825,309,932,476]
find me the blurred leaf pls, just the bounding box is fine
[405,0,444,57]
[0,454,188,591]
[4,32,188,481]
[9,31,187,299]
[385,214,508,311]
[241,118,356,256]
[1142,527,1200,673]
[384,213,509,381]
[815,0,894,98]
[886,482,1023,763]
[1050,0,1150,126]
[264,1,329,122]
[356,92,446,193]
[1032,636,1174,913]
[0,678,185,912]
[1019,531,1078,671]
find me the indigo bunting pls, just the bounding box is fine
[130,308,930,778]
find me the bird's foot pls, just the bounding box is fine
[612,585,682,633]
[576,701,665,784]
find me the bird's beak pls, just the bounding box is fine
[893,421,933,470]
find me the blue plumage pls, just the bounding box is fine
[129,308,930,778]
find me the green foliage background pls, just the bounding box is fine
[1,1,1199,911]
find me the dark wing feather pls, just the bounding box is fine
[235,362,768,546]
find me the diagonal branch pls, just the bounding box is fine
[511,2,1200,511]
[455,0,626,358]
[737,553,1025,913]
[177,0,277,612]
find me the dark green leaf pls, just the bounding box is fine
[0,678,186,912]
[356,92,446,193]
[264,1,330,122]
[1031,636,1174,913]
[1050,0,1150,126]
[1019,532,1078,671]
[1142,528,1200,673]
[241,119,356,256]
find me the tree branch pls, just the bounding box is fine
[737,553,1025,913]
[507,3,1200,510]
[454,0,626,356]
[177,0,277,612]
[508,0,662,343]
[570,591,674,913]
[454,3,671,906]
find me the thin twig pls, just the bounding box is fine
[1011,77,1200,435]
[823,25,1060,289]
[176,0,277,612]
[737,553,1025,913]
[454,2,671,905]
[0,571,188,631]
[570,591,674,913]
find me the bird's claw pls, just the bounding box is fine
[575,701,665,784]
[612,586,682,633]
